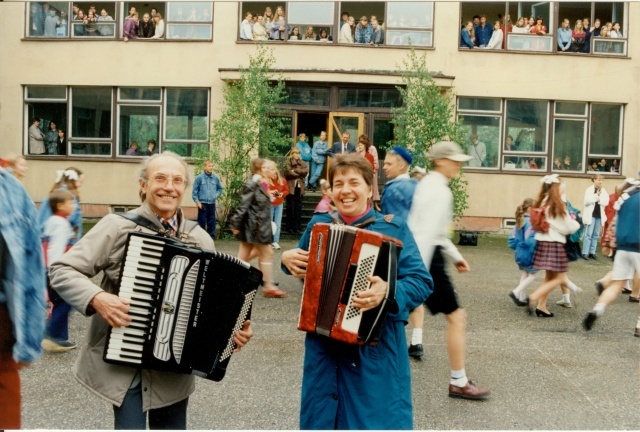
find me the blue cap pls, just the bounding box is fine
[390,146,413,165]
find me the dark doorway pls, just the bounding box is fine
[296,112,328,145]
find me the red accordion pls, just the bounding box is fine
[298,223,402,345]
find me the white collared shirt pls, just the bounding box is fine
[407,170,464,269]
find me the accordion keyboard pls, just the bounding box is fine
[105,235,165,364]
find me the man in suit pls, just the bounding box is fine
[329,132,356,155]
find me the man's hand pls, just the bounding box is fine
[351,275,387,312]
[281,248,309,278]
[91,292,131,328]
[454,259,471,273]
[233,320,253,352]
[196,202,202,210]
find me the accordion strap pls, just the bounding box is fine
[117,212,199,241]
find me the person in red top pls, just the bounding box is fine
[264,160,289,250]
[356,137,375,169]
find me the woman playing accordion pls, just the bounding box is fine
[282,154,433,430]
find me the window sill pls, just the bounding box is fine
[24,155,199,164]
[457,47,630,59]
[22,37,213,42]
[236,39,434,50]
[464,168,625,179]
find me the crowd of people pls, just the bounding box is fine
[239,8,386,45]
[2,142,638,429]
[460,13,623,53]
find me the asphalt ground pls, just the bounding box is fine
[20,234,640,430]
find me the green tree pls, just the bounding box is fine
[194,44,290,237]
[390,49,469,218]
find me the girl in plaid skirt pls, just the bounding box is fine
[526,175,580,317]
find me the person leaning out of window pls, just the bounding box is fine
[460,21,475,48]
[354,16,373,44]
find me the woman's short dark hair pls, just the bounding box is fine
[329,154,373,189]
[358,134,371,151]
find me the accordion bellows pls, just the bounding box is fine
[103,232,262,381]
[299,223,401,345]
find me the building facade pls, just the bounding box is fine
[1,1,636,230]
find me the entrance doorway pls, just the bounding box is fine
[295,112,328,147]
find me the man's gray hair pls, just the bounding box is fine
[138,151,191,202]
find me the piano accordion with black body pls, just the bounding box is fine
[103,231,262,381]
[299,223,402,345]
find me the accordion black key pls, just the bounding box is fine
[103,231,262,381]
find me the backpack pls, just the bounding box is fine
[530,207,549,233]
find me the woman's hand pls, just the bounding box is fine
[351,275,387,312]
[281,248,308,278]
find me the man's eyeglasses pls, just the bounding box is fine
[152,174,186,187]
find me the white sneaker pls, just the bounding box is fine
[555,300,572,308]
[272,242,281,250]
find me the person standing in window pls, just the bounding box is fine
[557,18,572,52]
[253,14,268,41]
[137,12,154,38]
[339,15,354,43]
[483,21,503,49]
[44,7,59,37]
[30,3,45,36]
[56,10,68,37]
[270,6,288,41]
[263,7,273,31]
[303,26,316,41]
[45,121,58,155]
[570,19,585,52]
[123,10,138,41]
[512,17,528,33]
[125,141,139,156]
[240,11,253,40]
[354,16,373,44]
[610,22,622,38]
[371,18,384,45]
[288,27,301,40]
[143,140,157,156]
[150,13,165,39]
[84,9,99,37]
[97,8,114,36]
[460,21,475,49]
[192,160,223,240]
[74,9,86,36]
[466,134,486,167]
[28,118,45,155]
[529,16,547,35]
[316,28,332,42]
[583,17,593,53]
[57,129,67,155]
[474,14,493,47]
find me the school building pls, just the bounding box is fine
[1,1,637,230]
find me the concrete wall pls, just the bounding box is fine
[1,2,637,225]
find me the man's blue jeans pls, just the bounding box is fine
[197,202,216,238]
[113,382,188,430]
[581,217,602,256]
[309,161,324,188]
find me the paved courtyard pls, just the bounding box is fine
[20,235,640,430]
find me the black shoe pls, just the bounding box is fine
[580,254,589,260]
[622,287,632,294]
[408,344,424,360]
[595,281,604,296]
[535,308,554,318]
[509,292,528,307]
[628,296,639,303]
[262,280,279,286]
[589,254,597,260]
[583,311,598,331]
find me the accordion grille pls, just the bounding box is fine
[172,260,200,364]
